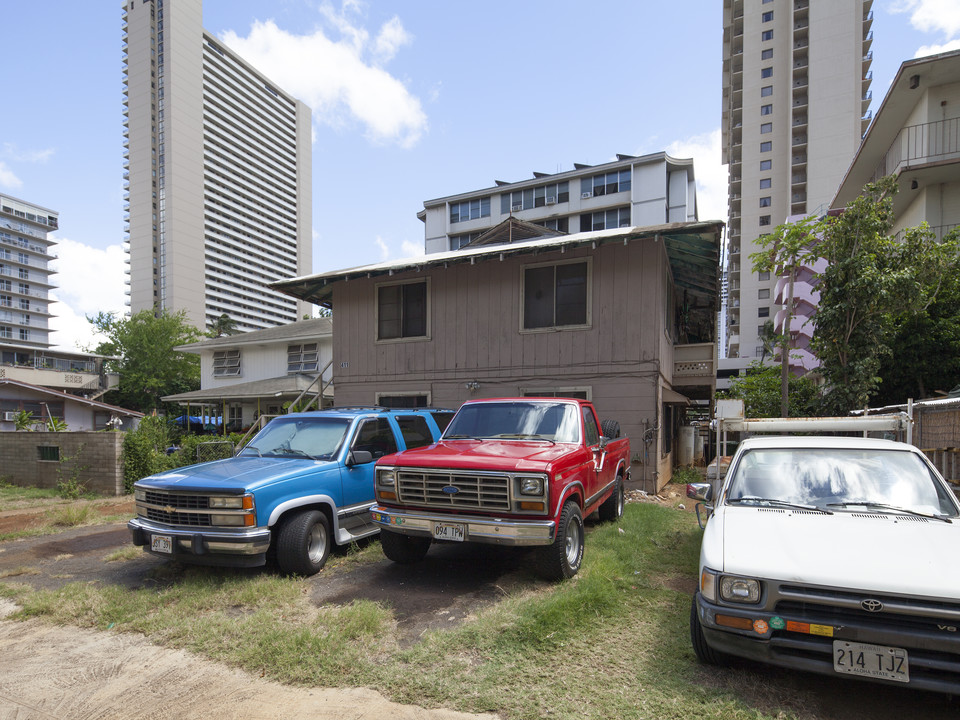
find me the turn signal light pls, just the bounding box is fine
[715,614,754,631]
[379,491,397,501]
[519,501,545,512]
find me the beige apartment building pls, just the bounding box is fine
[122,0,313,333]
[721,0,873,373]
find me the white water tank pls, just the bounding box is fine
[678,425,696,466]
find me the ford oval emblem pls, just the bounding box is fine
[441,485,459,495]
[861,599,884,613]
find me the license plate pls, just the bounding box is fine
[151,534,173,554]
[433,522,464,542]
[833,640,909,683]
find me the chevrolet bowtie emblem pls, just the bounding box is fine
[163,506,175,514]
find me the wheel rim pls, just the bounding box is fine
[306,523,327,563]
[564,517,582,567]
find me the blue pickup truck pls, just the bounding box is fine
[128,407,453,575]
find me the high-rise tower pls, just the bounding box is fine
[122,0,312,333]
[721,0,872,366]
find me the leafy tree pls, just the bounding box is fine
[89,309,202,413]
[718,361,819,418]
[812,176,955,414]
[207,313,239,338]
[873,227,960,404]
[757,320,778,364]
[751,215,819,417]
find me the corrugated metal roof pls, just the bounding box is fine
[272,220,723,309]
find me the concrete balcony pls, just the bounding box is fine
[673,342,717,391]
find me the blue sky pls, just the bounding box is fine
[2,0,959,351]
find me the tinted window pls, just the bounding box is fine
[396,415,433,449]
[431,411,455,433]
[582,407,600,446]
[352,418,399,459]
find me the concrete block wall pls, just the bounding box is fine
[0,431,125,496]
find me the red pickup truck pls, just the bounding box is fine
[370,397,630,580]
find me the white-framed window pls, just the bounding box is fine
[212,348,241,377]
[287,343,319,374]
[580,169,631,198]
[522,258,591,331]
[500,181,570,213]
[377,279,429,341]
[580,206,630,232]
[450,197,490,224]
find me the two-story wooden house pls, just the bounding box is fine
[163,317,333,431]
[273,220,721,489]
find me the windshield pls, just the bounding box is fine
[443,401,580,443]
[238,417,349,460]
[726,447,959,518]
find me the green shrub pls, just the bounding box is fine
[670,465,701,484]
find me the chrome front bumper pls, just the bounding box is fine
[128,517,272,565]
[370,505,556,546]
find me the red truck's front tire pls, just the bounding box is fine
[537,502,584,580]
[380,529,431,564]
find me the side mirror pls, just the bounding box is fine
[598,436,609,451]
[347,449,373,467]
[687,483,714,530]
[686,482,713,502]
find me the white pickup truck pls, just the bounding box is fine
[688,434,960,694]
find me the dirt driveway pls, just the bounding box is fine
[0,598,497,720]
[0,508,513,720]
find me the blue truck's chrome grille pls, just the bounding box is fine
[139,489,213,527]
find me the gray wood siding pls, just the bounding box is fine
[330,238,674,457]
[332,239,667,383]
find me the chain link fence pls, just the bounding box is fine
[195,441,235,464]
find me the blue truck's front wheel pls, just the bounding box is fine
[276,510,331,576]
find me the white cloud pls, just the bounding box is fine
[891,0,960,37]
[220,11,426,148]
[400,240,424,257]
[373,17,411,64]
[374,236,390,260]
[47,237,127,352]
[665,129,728,225]
[915,38,960,57]
[0,161,22,189]
[2,143,55,164]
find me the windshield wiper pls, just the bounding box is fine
[826,501,952,523]
[282,448,316,460]
[492,433,556,443]
[444,434,482,440]
[729,497,833,514]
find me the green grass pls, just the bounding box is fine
[0,504,788,719]
[0,482,62,509]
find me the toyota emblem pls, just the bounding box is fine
[861,599,884,613]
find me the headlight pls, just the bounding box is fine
[134,488,146,502]
[720,576,761,604]
[209,496,244,509]
[210,513,247,527]
[378,468,396,486]
[519,476,544,496]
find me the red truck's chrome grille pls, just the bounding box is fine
[396,470,511,511]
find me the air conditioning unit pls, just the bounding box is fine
[511,204,523,212]
[546,196,556,205]
[581,192,593,199]
[3,411,18,422]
